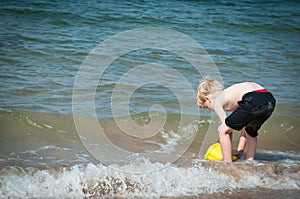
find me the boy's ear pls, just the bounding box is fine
[204,95,211,102]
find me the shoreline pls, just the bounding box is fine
[84,188,300,198]
[161,189,300,199]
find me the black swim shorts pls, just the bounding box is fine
[225,91,276,137]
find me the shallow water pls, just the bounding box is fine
[0,0,300,198]
[0,110,299,167]
[0,110,299,198]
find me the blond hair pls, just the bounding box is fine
[196,78,224,108]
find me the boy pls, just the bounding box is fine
[196,78,276,162]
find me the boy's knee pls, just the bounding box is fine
[245,126,258,137]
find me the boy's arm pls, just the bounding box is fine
[233,130,246,159]
[214,93,234,162]
[237,130,247,151]
[213,92,233,133]
[213,93,227,124]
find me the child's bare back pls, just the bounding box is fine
[219,82,265,112]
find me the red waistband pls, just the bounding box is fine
[253,88,268,93]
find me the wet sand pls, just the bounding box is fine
[161,189,300,199]
[86,189,300,199]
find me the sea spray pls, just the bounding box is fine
[1,155,299,198]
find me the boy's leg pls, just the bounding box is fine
[245,133,257,160]
[244,110,272,160]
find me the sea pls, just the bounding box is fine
[0,0,299,198]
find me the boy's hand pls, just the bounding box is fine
[233,150,244,159]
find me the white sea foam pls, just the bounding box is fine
[144,120,200,154]
[144,129,182,154]
[1,156,299,198]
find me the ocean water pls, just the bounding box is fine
[0,0,300,198]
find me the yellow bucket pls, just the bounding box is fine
[204,142,237,161]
